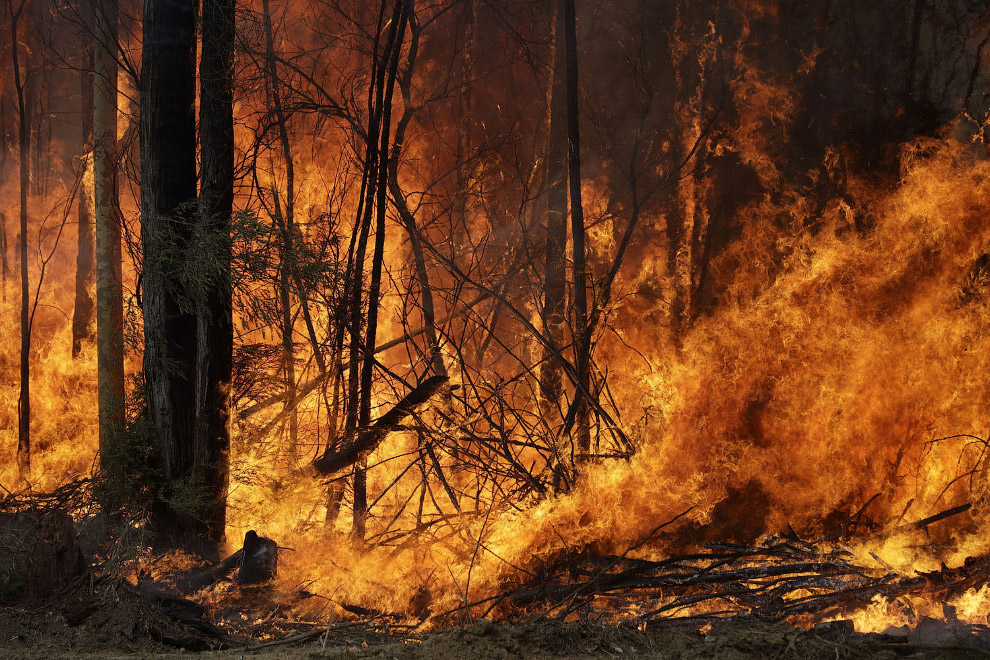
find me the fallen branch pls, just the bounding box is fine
[313,375,449,475]
[453,532,990,628]
[897,502,973,532]
[237,295,489,421]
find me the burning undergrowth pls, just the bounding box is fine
[6,0,990,653]
[202,135,990,635]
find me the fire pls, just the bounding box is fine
[4,0,990,643]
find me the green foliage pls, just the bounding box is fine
[94,412,159,514]
[230,208,349,340]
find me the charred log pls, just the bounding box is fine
[173,529,277,594]
[239,530,277,584]
[313,375,448,475]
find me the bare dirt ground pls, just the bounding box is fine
[1,602,987,660]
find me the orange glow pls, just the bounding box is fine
[4,0,990,637]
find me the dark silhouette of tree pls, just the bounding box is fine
[94,0,126,499]
[9,0,32,478]
[72,10,95,359]
[195,0,235,550]
[563,0,590,457]
[140,0,200,550]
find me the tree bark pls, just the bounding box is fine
[10,0,32,478]
[540,0,568,413]
[562,0,591,456]
[94,0,126,502]
[141,0,200,550]
[195,0,235,552]
[72,36,96,358]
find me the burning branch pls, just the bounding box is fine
[313,375,449,475]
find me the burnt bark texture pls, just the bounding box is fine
[140,0,201,550]
[10,0,32,478]
[195,0,235,550]
[72,34,96,358]
[94,0,127,500]
[540,0,567,412]
[563,0,591,456]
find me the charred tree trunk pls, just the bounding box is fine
[541,0,568,414]
[10,0,32,478]
[386,15,440,380]
[668,5,717,338]
[195,0,235,551]
[72,41,96,358]
[340,0,408,540]
[141,0,201,550]
[563,0,591,457]
[354,0,408,541]
[94,0,126,502]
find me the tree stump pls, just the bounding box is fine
[239,530,277,584]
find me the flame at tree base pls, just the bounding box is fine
[213,135,990,632]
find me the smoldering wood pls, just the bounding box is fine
[897,501,973,532]
[446,530,990,627]
[176,547,244,593]
[175,529,278,593]
[313,375,449,475]
[239,530,278,584]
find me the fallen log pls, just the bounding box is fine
[897,502,973,532]
[236,294,488,421]
[313,375,449,475]
[177,547,243,594]
[176,529,278,593]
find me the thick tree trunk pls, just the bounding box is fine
[668,5,716,338]
[72,42,96,358]
[94,0,127,502]
[195,0,235,552]
[141,0,200,550]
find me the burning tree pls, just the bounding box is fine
[6,0,990,648]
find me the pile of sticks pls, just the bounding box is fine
[473,532,990,627]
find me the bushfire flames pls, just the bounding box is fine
[4,0,990,649]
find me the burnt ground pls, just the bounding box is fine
[3,508,989,659]
[1,600,989,660]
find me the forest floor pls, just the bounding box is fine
[2,601,989,660]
